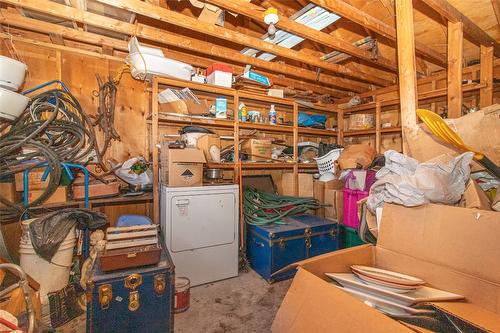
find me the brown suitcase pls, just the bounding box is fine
[100,244,162,272]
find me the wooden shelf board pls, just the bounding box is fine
[340,102,377,114]
[298,163,318,169]
[381,127,402,134]
[205,163,236,169]
[298,104,338,114]
[239,122,293,133]
[241,162,295,169]
[26,193,153,210]
[298,127,337,137]
[238,91,294,106]
[156,114,235,129]
[343,129,376,136]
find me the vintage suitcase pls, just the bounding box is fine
[100,245,162,272]
[246,214,339,283]
[86,246,174,333]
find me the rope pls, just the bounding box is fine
[243,187,322,226]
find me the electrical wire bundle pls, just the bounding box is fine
[243,187,322,225]
[0,86,112,219]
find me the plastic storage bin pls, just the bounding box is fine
[342,188,368,229]
[339,225,364,248]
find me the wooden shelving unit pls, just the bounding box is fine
[149,76,340,223]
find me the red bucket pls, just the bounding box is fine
[174,277,190,313]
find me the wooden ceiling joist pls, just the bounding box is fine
[204,0,398,75]
[308,0,447,67]
[95,0,386,86]
[0,0,365,93]
[419,0,500,57]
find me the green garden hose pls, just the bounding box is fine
[243,187,322,226]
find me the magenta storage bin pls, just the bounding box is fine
[344,169,377,191]
[342,188,368,229]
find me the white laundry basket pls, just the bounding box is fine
[19,219,76,296]
[314,148,343,175]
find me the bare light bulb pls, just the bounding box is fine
[268,23,276,39]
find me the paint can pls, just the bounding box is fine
[174,277,190,313]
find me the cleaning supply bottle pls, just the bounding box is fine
[269,104,277,125]
[239,102,247,122]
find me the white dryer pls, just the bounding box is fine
[160,184,239,286]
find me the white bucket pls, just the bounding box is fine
[19,220,76,296]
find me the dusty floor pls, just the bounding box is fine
[175,269,292,333]
[56,269,291,333]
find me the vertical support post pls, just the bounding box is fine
[447,21,463,118]
[292,102,298,196]
[337,109,344,145]
[152,76,159,224]
[233,92,240,184]
[395,0,418,153]
[480,45,493,108]
[430,80,437,112]
[375,101,381,153]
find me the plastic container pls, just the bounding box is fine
[344,169,376,191]
[207,64,233,88]
[342,188,369,229]
[0,55,27,91]
[19,219,76,296]
[269,104,277,124]
[314,148,343,175]
[0,87,30,121]
[127,37,193,81]
[339,225,365,248]
[174,277,190,313]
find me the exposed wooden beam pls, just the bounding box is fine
[49,32,64,45]
[205,0,398,74]
[480,45,493,108]
[0,11,349,98]
[68,0,86,30]
[96,0,383,85]
[493,0,500,30]
[395,0,418,151]
[0,0,367,92]
[447,21,463,119]
[308,0,447,67]
[419,0,500,58]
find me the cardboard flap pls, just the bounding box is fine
[271,245,373,279]
[272,268,413,333]
[431,302,500,332]
[169,149,206,163]
[378,204,500,285]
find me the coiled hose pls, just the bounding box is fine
[243,187,322,225]
[0,87,112,220]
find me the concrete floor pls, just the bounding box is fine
[175,269,292,333]
[56,269,291,333]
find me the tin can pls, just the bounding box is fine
[174,277,190,313]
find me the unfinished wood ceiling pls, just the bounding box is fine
[0,0,498,99]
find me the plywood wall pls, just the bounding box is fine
[0,40,152,223]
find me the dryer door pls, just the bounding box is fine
[170,191,236,252]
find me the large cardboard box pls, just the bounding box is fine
[281,173,313,197]
[162,148,206,187]
[324,188,343,221]
[242,139,272,161]
[14,168,49,192]
[459,179,491,210]
[272,204,500,332]
[313,181,325,217]
[0,182,17,208]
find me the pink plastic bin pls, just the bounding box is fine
[342,188,369,229]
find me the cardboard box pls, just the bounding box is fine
[159,99,209,115]
[272,204,500,332]
[161,148,206,187]
[405,105,499,171]
[242,139,272,161]
[0,182,17,208]
[313,181,325,217]
[28,186,67,204]
[459,179,491,210]
[196,134,221,163]
[14,168,49,192]
[338,144,376,170]
[281,173,313,197]
[324,188,343,221]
